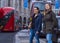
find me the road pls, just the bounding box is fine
[0,29,60,43]
[0,32,16,43]
[15,29,46,43]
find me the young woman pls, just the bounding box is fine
[28,7,42,43]
[43,3,58,43]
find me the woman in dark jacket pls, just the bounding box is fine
[43,3,58,43]
[28,7,42,43]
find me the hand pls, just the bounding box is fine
[28,22,32,29]
[43,10,46,16]
[28,25,31,29]
[36,31,39,34]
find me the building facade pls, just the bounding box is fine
[0,0,30,25]
[0,0,59,25]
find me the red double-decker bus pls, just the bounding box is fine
[0,7,19,32]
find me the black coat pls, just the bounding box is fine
[43,11,57,34]
[31,13,42,31]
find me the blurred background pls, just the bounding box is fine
[0,0,60,27]
[0,0,60,43]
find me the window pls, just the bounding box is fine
[19,0,21,13]
[23,17,26,24]
[19,16,22,24]
[8,0,10,6]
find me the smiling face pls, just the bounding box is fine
[33,7,39,14]
[45,4,50,10]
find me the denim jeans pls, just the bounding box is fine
[29,29,40,43]
[46,33,52,43]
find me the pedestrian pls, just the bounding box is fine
[28,7,42,43]
[43,3,58,43]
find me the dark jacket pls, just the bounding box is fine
[31,13,42,32]
[43,11,57,34]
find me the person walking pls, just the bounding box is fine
[28,7,42,43]
[43,3,58,43]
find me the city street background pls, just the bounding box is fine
[0,0,60,43]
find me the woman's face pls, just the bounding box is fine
[45,4,50,10]
[33,8,39,14]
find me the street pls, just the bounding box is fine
[0,0,60,43]
[0,32,16,43]
[0,29,60,43]
[15,29,46,43]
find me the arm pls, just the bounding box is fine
[37,14,42,32]
[51,12,58,28]
[28,22,32,29]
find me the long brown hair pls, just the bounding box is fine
[44,3,52,15]
[46,3,52,11]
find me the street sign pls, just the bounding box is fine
[24,0,28,9]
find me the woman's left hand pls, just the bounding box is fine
[36,31,39,34]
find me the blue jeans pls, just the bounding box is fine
[29,29,40,43]
[46,33,52,43]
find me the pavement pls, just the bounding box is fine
[0,29,60,43]
[0,32,16,43]
[15,29,46,43]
